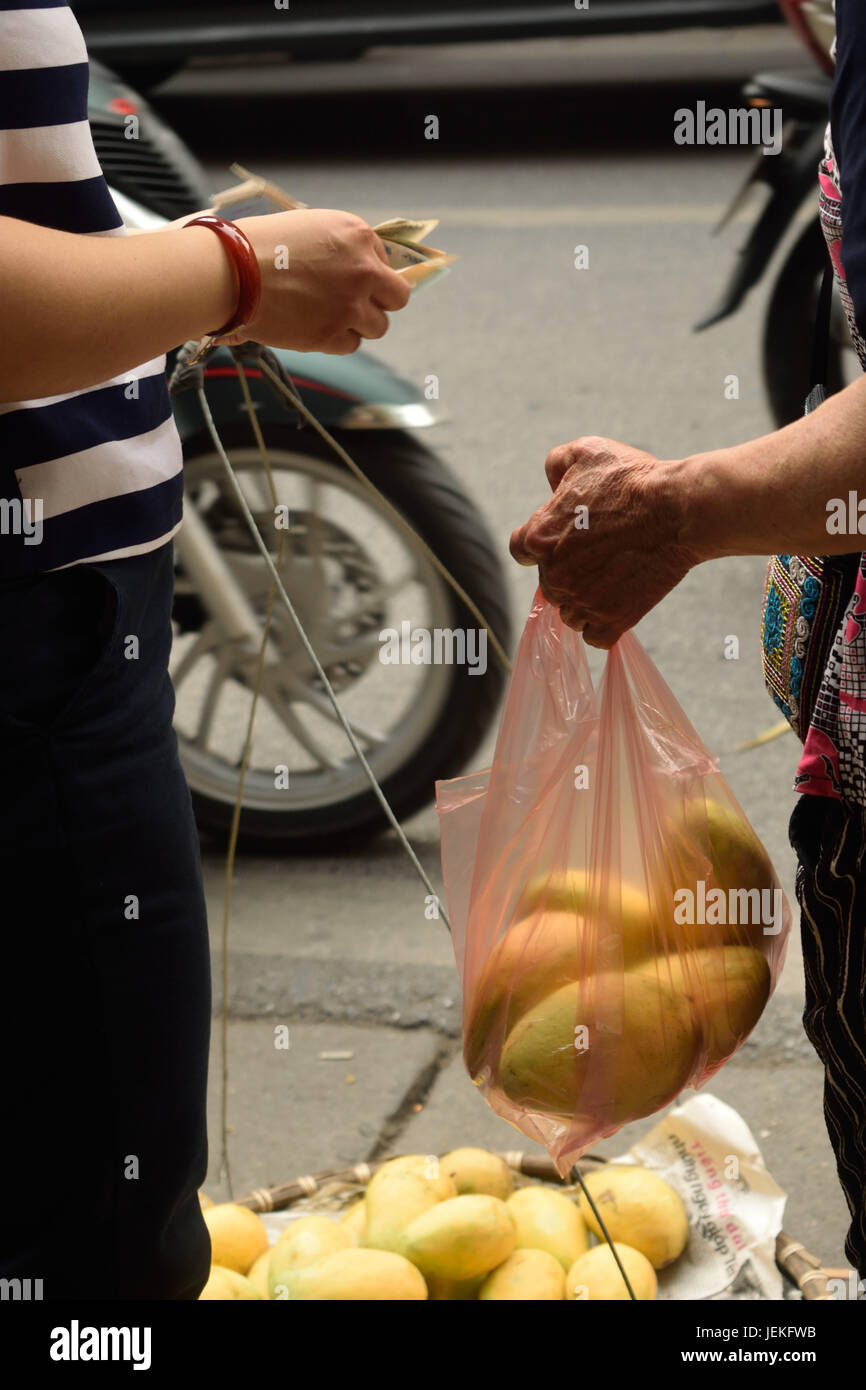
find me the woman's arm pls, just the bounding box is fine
[0,207,410,402]
[0,214,235,400]
[672,373,866,560]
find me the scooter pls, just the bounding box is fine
[695,0,851,426]
[88,59,512,851]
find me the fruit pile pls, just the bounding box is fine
[198,1149,690,1300]
[466,800,778,1129]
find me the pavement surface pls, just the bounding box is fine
[150,26,858,1279]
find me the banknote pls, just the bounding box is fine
[210,166,455,292]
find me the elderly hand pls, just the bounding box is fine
[509,435,700,649]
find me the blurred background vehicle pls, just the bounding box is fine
[75,0,782,92]
[697,0,846,424]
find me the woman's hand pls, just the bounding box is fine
[130,206,411,354]
[509,435,700,649]
[217,208,411,354]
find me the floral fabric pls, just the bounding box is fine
[792,114,866,802]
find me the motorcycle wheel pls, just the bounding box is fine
[171,424,512,852]
[763,218,855,427]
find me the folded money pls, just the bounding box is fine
[210,164,455,292]
[375,226,455,290]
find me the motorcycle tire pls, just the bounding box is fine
[763,217,849,428]
[173,424,512,853]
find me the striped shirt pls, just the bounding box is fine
[0,0,183,577]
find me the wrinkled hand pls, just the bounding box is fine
[509,436,697,649]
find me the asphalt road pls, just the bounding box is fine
[153,27,859,1278]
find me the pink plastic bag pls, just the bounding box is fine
[435,593,790,1177]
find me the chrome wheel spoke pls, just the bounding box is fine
[194,655,234,751]
[303,473,330,588]
[309,629,383,669]
[346,567,420,618]
[280,679,387,747]
[171,627,221,690]
[257,675,343,769]
[242,468,277,513]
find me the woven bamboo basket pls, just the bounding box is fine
[233,1150,844,1301]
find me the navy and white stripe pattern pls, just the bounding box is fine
[0,0,183,576]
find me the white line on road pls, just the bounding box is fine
[425,204,784,227]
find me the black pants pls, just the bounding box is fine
[0,543,212,1299]
[789,792,866,1278]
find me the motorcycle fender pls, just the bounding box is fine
[695,122,828,331]
[169,343,440,442]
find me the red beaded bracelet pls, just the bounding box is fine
[183,214,262,339]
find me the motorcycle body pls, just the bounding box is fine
[90,61,512,850]
[696,1,856,425]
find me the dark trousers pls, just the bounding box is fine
[0,542,212,1299]
[789,792,866,1279]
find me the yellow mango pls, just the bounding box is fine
[275,1248,428,1301]
[479,1247,566,1300]
[505,1186,589,1271]
[401,1194,516,1281]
